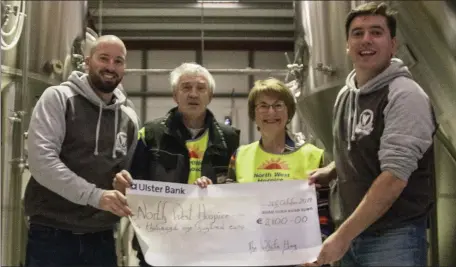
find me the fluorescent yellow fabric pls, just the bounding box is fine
[186,130,209,184]
[235,141,323,183]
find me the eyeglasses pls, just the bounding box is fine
[255,102,286,113]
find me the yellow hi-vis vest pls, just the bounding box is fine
[186,129,209,184]
[235,141,324,183]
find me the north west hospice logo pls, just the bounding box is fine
[257,159,289,170]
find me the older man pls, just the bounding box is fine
[24,35,139,267]
[114,62,240,267]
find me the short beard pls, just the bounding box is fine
[88,72,121,93]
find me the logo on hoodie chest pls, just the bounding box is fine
[355,109,374,137]
[115,132,128,155]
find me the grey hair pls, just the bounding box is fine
[169,62,216,93]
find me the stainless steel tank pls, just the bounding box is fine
[390,2,456,265]
[294,1,365,156]
[1,1,87,265]
[2,0,87,90]
[294,0,456,265]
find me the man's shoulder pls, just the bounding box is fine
[143,116,168,132]
[388,76,427,97]
[216,122,240,137]
[40,84,77,101]
[209,119,240,152]
[138,115,169,143]
[204,109,240,137]
[213,121,241,147]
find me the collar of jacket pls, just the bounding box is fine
[159,107,228,155]
[258,133,296,152]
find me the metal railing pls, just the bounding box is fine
[124,68,290,76]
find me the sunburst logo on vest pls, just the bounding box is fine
[188,145,203,159]
[258,159,289,170]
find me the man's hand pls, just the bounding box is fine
[194,176,213,188]
[308,162,336,188]
[316,231,351,265]
[302,231,351,266]
[112,170,133,195]
[99,190,132,217]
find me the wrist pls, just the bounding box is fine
[335,221,360,243]
[87,188,105,208]
[324,162,337,180]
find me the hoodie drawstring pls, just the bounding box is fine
[351,90,360,141]
[112,105,119,159]
[343,58,413,151]
[65,73,129,159]
[94,102,120,159]
[347,90,353,151]
[94,102,103,156]
[346,88,360,151]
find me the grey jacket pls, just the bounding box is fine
[24,71,139,233]
[331,58,436,233]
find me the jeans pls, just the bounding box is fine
[25,223,117,267]
[340,220,428,267]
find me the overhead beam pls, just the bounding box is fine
[88,1,293,10]
[99,23,293,31]
[127,91,249,98]
[91,8,293,17]
[122,40,294,51]
[92,16,293,25]
[105,29,293,40]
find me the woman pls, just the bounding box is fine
[195,77,333,239]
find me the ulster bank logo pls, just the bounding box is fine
[258,158,289,170]
[188,145,203,159]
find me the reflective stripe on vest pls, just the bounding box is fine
[235,141,323,183]
[186,129,209,184]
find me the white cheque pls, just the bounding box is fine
[126,180,322,266]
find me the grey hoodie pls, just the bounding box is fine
[331,58,436,232]
[24,71,139,233]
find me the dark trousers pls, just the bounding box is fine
[25,223,117,267]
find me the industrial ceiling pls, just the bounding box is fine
[88,0,295,41]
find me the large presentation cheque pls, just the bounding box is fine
[127,180,322,266]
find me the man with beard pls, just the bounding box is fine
[23,35,140,267]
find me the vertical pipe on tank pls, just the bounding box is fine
[0,1,3,265]
[19,0,30,164]
[9,0,31,264]
[98,0,103,35]
[291,1,312,142]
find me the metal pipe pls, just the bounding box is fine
[200,1,205,60]
[125,68,289,76]
[436,127,456,162]
[19,0,30,166]
[0,2,3,265]
[98,0,102,35]
[127,91,249,98]
[248,50,255,143]
[3,1,31,265]
[15,1,31,265]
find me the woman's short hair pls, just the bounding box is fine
[247,77,296,122]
